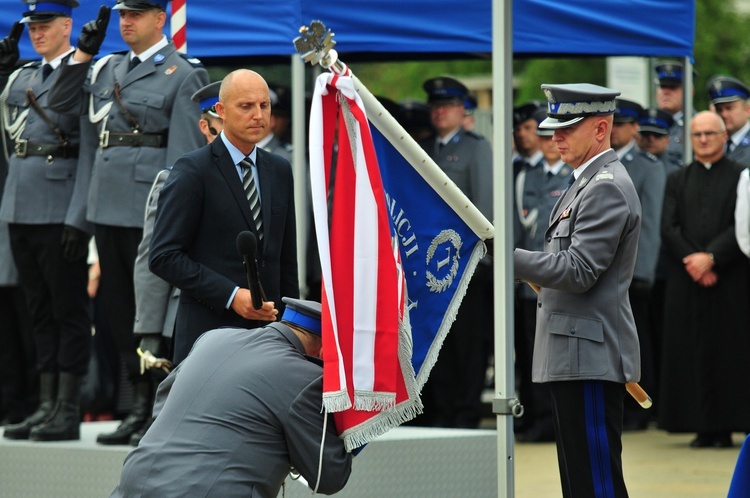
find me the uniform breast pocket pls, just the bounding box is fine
[547,312,607,377]
[549,219,571,251]
[5,90,29,111]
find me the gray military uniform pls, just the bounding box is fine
[728,126,750,167]
[111,323,352,498]
[48,42,209,228]
[0,56,87,230]
[133,168,179,338]
[618,142,666,283]
[667,114,685,168]
[514,149,642,384]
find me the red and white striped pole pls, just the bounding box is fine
[170,0,187,53]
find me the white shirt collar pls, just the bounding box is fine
[573,149,612,180]
[614,140,636,160]
[220,132,257,166]
[730,121,750,148]
[43,48,75,70]
[131,36,169,62]
[544,159,566,176]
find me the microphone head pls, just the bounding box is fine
[236,230,257,257]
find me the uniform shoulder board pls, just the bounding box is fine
[465,130,485,140]
[595,170,614,181]
[22,60,41,69]
[179,53,204,68]
[283,143,293,153]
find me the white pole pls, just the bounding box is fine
[291,54,308,296]
[493,0,517,497]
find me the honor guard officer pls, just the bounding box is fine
[128,80,224,447]
[0,0,93,442]
[46,0,209,446]
[654,60,694,167]
[708,75,750,167]
[417,76,493,428]
[514,83,641,498]
[637,107,681,175]
[612,98,666,432]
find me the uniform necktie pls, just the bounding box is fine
[565,173,576,192]
[240,157,263,242]
[726,140,733,155]
[41,64,52,81]
[128,57,141,72]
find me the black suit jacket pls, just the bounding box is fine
[149,137,299,363]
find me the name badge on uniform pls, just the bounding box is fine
[165,65,178,76]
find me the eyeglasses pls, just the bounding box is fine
[690,131,725,139]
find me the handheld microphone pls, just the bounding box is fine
[236,230,266,310]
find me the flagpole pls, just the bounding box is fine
[493,1,517,496]
[300,38,494,241]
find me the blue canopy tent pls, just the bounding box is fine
[0,2,694,496]
[4,0,693,59]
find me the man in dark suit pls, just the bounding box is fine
[514,83,642,498]
[149,69,299,365]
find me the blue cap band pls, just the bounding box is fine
[282,308,321,336]
[710,87,749,100]
[617,107,640,119]
[26,3,73,16]
[200,96,219,113]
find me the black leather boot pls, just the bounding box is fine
[30,372,82,441]
[96,381,151,445]
[3,372,57,440]
[129,416,155,446]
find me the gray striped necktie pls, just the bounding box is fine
[240,157,263,242]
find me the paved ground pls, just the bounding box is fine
[512,425,746,498]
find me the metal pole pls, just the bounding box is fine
[291,54,308,296]
[492,0,517,497]
[683,56,693,162]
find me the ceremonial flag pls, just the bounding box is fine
[310,70,490,451]
[170,0,187,53]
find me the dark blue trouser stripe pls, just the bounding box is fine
[584,380,616,498]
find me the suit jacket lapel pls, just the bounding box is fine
[212,139,256,231]
[256,148,273,245]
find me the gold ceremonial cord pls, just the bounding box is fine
[526,282,653,409]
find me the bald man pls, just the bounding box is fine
[149,69,299,364]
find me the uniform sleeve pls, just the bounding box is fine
[470,137,493,221]
[134,171,173,334]
[514,179,635,292]
[47,60,92,115]
[634,157,667,282]
[285,376,352,495]
[736,169,750,258]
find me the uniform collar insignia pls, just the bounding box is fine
[154,53,166,64]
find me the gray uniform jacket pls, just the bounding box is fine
[0,57,89,231]
[0,153,17,286]
[111,323,352,498]
[514,149,642,384]
[619,143,666,284]
[420,128,493,221]
[261,134,293,163]
[667,116,684,167]
[133,168,179,337]
[728,127,750,167]
[47,43,209,228]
